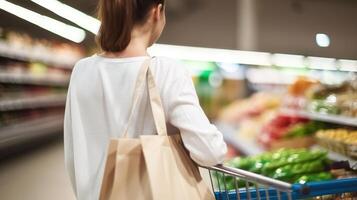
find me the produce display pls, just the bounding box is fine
[219,75,357,155]
[305,78,357,117]
[219,92,281,141]
[288,76,318,97]
[259,114,327,149]
[215,149,356,190]
[215,73,357,198]
[219,92,281,124]
[282,76,357,119]
[284,76,318,110]
[316,129,357,159]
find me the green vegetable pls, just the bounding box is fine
[261,149,328,175]
[295,172,333,184]
[272,158,328,181]
[285,121,327,138]
[220,148,332,190]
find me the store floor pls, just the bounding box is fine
[0,137,213,200]
[0,138,75,200]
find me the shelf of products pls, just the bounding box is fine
[0,114,64,149]
[0,30,81,150]
[0,107,64,128]
[0,93,66,111]
[0,71,69,86]
[0,31,84,68]
[218,74,357,165]
[281,109,357,127]
[221,124,357,166]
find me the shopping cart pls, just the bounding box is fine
[203,165,357,200]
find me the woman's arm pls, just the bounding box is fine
[63,86,78,195]
[166,65,227,167]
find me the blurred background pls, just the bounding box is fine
[0,0,356,199]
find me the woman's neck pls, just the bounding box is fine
[102,29,152,58]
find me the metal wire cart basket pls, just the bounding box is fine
[203,165,357,200]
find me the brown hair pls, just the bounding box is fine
[97,0,165,52]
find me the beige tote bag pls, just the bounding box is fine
[99,58,214,200]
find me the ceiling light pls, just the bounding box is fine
[148,44,272,66]
[31,0,100,34]
[148,44,357,72]
[315,33,330,48]
[0,0,86,43]
[272,53,305,68]
[307,56,337,70]
[338,59,357,72]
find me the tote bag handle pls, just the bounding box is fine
[122,58,167,137]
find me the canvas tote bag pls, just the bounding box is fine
[99,58,214,200]
[99,59,154,200]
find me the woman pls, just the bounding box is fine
[64,0,227,199]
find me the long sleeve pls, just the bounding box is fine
[166,67,227,167]
[63,86,78,196]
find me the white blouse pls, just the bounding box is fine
[64,55,227,200]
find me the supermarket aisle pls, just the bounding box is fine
[0,138,75,200]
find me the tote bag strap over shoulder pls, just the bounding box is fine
[122,58,168,137]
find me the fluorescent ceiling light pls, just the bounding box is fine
[338,59,357,72]
[307,56,337,70]
[31,0,100,34]
[272,53,305,68]
[148,44,357,72]
[0,0,85,43]
[148,44,272,66]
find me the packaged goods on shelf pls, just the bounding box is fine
[305,78,357,117]
[0,31,84,67]
[283,76,319,110]
[0,29,81,149]
[0,59,71,87]
[316,129,357,159]
[0,113,65,151]
[0,107,64,128]
[282,77,357,126]
[0,93,67,112]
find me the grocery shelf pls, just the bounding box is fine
[217,121,357,168]
[0,114,64,149]
[216,122,264,156]
[0,93,66,111]
[0,41,77,68]
[281,109,357,127]
[0,71,69,86]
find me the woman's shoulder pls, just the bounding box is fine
[73,55,97,69]
[68,56,98,83]
[153,56,189,76]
